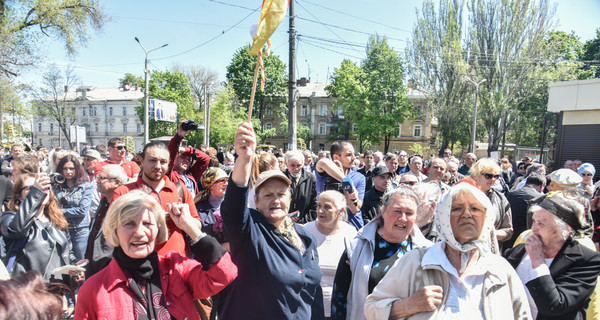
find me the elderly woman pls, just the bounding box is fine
[469,158,513,249]
[75,190,237,320]
[219,122,324,319]
[578,163,596,199]
[195,167,229,246]
[365,183,531,319]
[331,187,432,320]
[304,190,358,318]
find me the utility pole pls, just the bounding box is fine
[464,76,486,154]
[203,84,208,146]
[287,0,297,151]
[135,37,168,145]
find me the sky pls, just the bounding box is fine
[16,0,600,90]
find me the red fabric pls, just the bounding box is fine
[167,133,210,194]
[456,176,483,190]
[112,176,199,256]
[94,159,140,178]
[75,251,237,320]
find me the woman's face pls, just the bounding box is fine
[581,171,593,184]
[209,178,229,198]
[380,195,417,243]
[62,161,76,182]
[19,177,36,202]
[474,170,499,193]
[117,207,158,259]
[317,194,343,227]
[450,193,487,244]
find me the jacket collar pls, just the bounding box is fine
[134,175,177,194]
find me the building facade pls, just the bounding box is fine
[262,79,437,154]
[33,85,145,151]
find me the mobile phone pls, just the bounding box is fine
[288,210,300,219]
[342,177,354,193]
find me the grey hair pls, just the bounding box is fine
[286,150,305,164]
[412,182,441,203]
[318,190,347,221]
[101,164,128,185]
[380,186,420,211]
[530,204,573,241]
[526,163,545,176]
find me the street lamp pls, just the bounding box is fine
[464,76,486,154]
[135,37,168,145]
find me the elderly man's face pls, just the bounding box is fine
[465,154,477,166]
[450,193,486,244]
[531,208,568,247]
[373,173,391,192]
[443,150,452,158]
[96,168,120,196]
[10,146,23,158]
[287,159,303,178]
[447,162,458,178]
[428,159,447,181]
[83,156,98,173]
[410,157,423,174]
[400,174,419,187]
[564,160,574,170]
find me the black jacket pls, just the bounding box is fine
[285,169,318,224]
[361,187,384,223]
[0,187,71,281]
[505,185,541,248]
[84,197,112,278]
[505,240,600,320]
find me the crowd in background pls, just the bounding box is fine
[0,125,598,320]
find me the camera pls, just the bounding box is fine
[182,120,199,131]
[49,173,65,185]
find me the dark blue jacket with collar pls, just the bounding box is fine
[220,182,324,320]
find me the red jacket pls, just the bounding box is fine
[94,159,140,178]
[167,133,210,194]
[112,176,199,256]
[75,250,237,320]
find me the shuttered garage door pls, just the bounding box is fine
[556,124,600,182]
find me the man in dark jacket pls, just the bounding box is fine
[284,150,317,224]
[505,172,545,249]
[505,192,600,320]
[358,150,375,192]
[361,165,390,223]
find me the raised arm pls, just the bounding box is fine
[316,158,345,182]
[231,122,255,187]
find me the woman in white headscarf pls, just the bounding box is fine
[364,182,531,320]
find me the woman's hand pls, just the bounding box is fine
[167,203,204,240]
[33,174,51,193]
[390,285,443,317]
[525,234,545,268]
[234,122,256,161]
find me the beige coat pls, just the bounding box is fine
[364,243,532,320]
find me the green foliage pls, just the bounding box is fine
[327,36,414,153]
[119,73,143,87]
[581,29,600,78]
[279,121,313,146]
[208,84,246,147]
[0,0,107,77]
[225,44,287,121]
[135,70,198,140]
[408,143,424,156]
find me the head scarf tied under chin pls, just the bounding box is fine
[435,183,496,273]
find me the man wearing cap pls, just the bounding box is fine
[220,122,324,319]
[167,120,211,196]
[82,149,102,217]
[94,137,140,180]
[506,192,600,320]
[361,165,391,223]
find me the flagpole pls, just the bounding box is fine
[247,56,260,123]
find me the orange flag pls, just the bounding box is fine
[249,0,289,56]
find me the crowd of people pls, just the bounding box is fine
[0,123,598,320]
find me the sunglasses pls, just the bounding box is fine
[581,173,593,177]
[482,173,500,180]
[112,145,126,150]
[400,181,418,186]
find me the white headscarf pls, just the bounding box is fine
[435,182,496,273]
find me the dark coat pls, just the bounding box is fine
[285,168,318,224]
[220,183,324,320]
[361,187,384,223]
[84,197,112,279]
[505,185,541,248]
[0,187,71,281]
[505,240,600,320]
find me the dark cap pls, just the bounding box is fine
[537,192,584,231]
[372,165,390,177]
[254,170,291,191]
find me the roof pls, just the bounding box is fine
[49,86,144,102]
[295,82,427,101]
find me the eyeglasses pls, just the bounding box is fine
[97,175,115,181]
[581,173,593,177]
[112,145,126,150]
[482,173,500,180]
[400,181,418,186]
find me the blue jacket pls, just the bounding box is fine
[220,182,324,320]
[52,182,93,229]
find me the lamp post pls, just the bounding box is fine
[464,76,486,154]
[135,37,168,145]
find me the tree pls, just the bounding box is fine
[135,70,198,141]
[119,73,143,87]
[30,65,80,149]
[180,65,219,113]
[581,29,600,78]
[208,84,246,147]
[0,0,107,76]
[0,77,28,141]
[225,44,287,126]
[279,121,313,148]
[407,0,472,153]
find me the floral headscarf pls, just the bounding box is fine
[194,167,228,204]
[435,182,496,273]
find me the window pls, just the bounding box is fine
[122,107,127,116]
[319,143,325,151]
[416,106,423,117]
[352,123,358,133]
[396,124,402,137]
[320,105,327,116]
[122,123,127,133]
[318,123,326,135]
[93,107,97,116]
[109,107,113,116]
[265,122,272,130]
[38,123,42,132]
[300,105,308,116]
[337,108,344,118]
[137,123,141,133]
[393,145,399,152]
[265,105,273,116]
[413,125,422,137]
[95,123,99,132]
[82,108,86,116]
[109,123,113,131]
[50,123,53,134]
